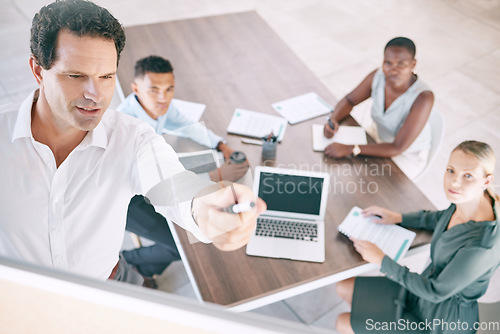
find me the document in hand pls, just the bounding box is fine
[172,98,206,123]
[338,206,416,263]
[272,92,332,125]
[312,124,367,151]
[226,108,287,142]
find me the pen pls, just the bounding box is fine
[223,201,255,214]
[327,118,335,130]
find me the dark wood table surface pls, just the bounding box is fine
[117,11,434,308]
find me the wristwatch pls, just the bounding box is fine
[352,144,361,156]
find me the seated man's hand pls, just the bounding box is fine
[208,160,250,182]
[191,182,266,251]
[323,119,339,138]
[217,142,234,160]
[325,143,353,158]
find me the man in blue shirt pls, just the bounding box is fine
[119,56,249,282]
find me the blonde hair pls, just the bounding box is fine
[453,140,498,203]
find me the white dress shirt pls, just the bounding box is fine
[0,90,211,280]
[118,93,223,148]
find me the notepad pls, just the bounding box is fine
[226,108,287,142]
[272,92,332,125]
[172,98,206,123]
[177,150,224,174]
[312,124,367,151]
[338,207,416,263]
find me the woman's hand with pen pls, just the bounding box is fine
[323,117,339,138]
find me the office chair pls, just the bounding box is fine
[412,110,445,182]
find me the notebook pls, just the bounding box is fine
[226,108,287,142]
[272,92,332,125]
[246,166,330,263]
[176,150,224,174]
[312,124,367,151]
[172,98,206,123]
[338,206,416,263]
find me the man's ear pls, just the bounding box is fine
[131,81,139,94]
[29,56,44,85]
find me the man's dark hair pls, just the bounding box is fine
[384,37,416,58]
[134,56,174,79]
[30,0,126,69]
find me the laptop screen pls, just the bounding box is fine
[257,172,324,215]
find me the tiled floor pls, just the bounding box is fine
[3,0,500,332]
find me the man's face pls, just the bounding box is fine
[35,29,117,132]
[132,72,175,120]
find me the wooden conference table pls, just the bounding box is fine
[117,12,434,311]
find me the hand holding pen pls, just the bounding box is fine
[191,182,266,251]
[323,116,339,138]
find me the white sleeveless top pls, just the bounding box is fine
[371,68,432,153]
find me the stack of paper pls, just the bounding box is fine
[172,98,206,123]
[226,108,287,142]
[312,124,367,151]
[272,92,332,125]
[338,207,415,263]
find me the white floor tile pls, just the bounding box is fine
[284,284,343,324]
[156,260,191,293]
[432,72,500,133]
[250,300,304,323]
[171,281,198,300]
[311,300,350,332]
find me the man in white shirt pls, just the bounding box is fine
[119,55,250,279]
[0,0,264,283]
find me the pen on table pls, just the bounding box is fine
[274,124,283,142]
[241,138,263,145]
[223,201,256,214]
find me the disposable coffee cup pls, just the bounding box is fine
[230,151,246,164]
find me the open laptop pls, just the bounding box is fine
[246,166,330,262]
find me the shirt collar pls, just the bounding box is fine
[11,89,108,149]
[11,90,37,142]
[78,114,108,150]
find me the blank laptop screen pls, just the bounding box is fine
[258,172,324,215]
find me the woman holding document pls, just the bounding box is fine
[323,37,434,180]
[335,141,500,334]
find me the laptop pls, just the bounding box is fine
[246,166,330,262]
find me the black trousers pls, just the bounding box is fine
[122,195,181,277]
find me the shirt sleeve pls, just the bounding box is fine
[133,134,213,243]
[380,247,495,303]
[401,209,447,231]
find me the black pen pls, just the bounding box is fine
[327,118,335,130]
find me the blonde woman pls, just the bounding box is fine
[336,140,499,334]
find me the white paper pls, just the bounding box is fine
[312,124,367,151]
[272,92,332,125]
[226,108,287,142]
[176,150,224,174]
[172,98,206,123]
[338,206,416,263]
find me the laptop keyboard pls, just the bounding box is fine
[256,217,318,242]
